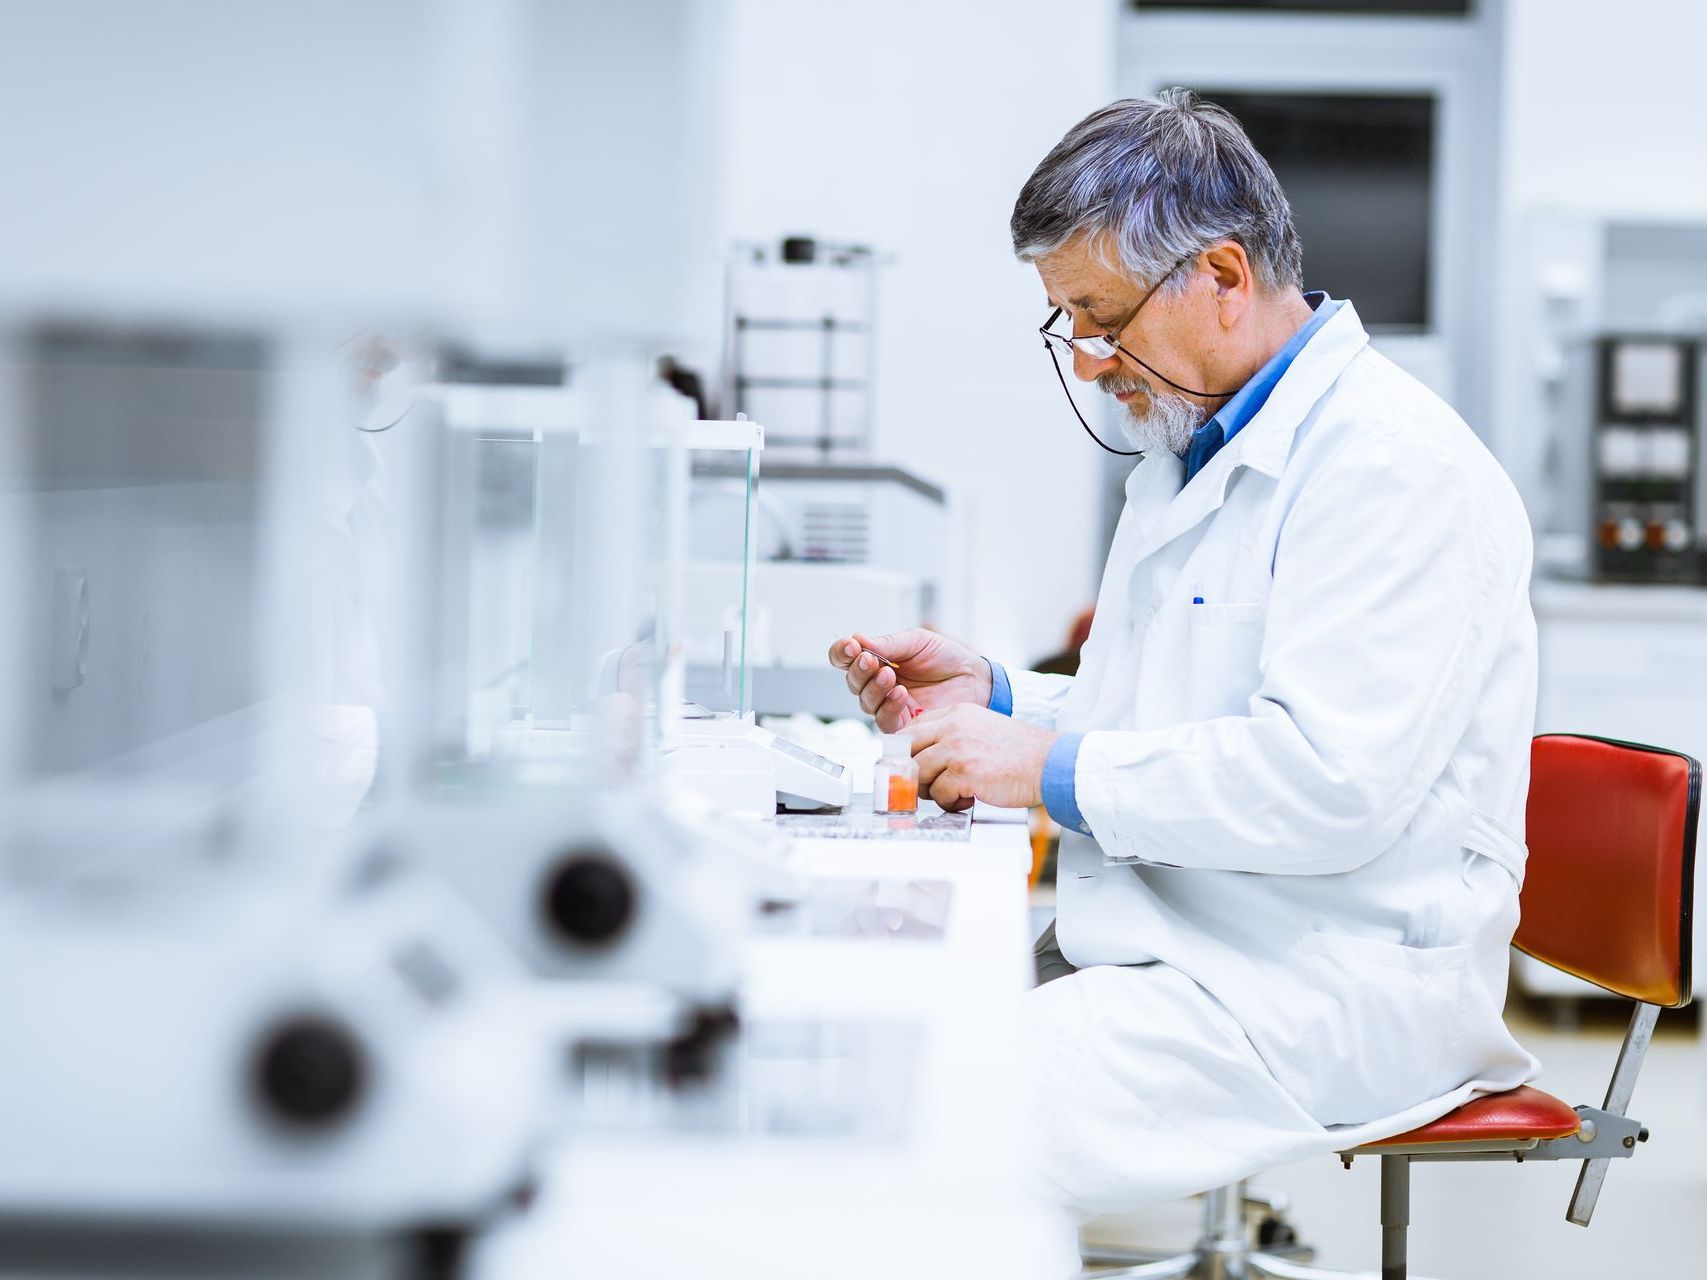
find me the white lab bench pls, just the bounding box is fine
[475,804,1077,1280]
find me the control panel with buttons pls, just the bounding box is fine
[1591,336,1706,585]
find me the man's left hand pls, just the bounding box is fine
[909,705,1058,812]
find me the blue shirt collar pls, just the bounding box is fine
[1182,291,1342,485]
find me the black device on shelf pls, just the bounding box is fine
[1590,335,1706,585]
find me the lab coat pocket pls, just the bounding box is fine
[1186,603,1267,719]
[1269,931,1473,1127]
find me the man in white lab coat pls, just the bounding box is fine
[829,90,1539,1213]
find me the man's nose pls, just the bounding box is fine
[1072,345,1119,383]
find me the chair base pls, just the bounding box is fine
[1080,1248,1347,1279]
[1080,1167,1440,1280]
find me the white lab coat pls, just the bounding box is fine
[1014,301,1540,1214]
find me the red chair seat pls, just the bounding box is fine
[1361,1086,1582,1149]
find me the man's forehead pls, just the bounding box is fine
[1035,243,1134,312]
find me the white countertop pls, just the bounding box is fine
[475,804,1075,1280]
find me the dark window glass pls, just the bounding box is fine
[1137,1,1470,13]
[1194,90,1435,329]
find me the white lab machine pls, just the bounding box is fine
[667,419,858,813]
[706,237,964,719]
[684,456,959,720]
[407,381,845,815]
[0,793,551,1264]
[0,322,560,1277]
[673,713,853,815]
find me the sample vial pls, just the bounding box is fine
[873,732,919,815]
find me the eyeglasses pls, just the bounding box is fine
[1038,252,1233,456]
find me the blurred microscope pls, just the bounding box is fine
[0,323,558,1280]
[0,323,780,1279]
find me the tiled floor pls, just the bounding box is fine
[1081,1001,1706,1277]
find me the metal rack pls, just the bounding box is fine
[722,237,877,459]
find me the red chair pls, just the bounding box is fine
[1079,734,1699,1280]
[1334,733,1699,1279]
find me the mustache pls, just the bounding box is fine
[1098,371,1147,398]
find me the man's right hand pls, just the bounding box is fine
[827,629,993,734]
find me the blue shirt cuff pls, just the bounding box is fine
[986,658,1013,717]
[1042,732,1089,834]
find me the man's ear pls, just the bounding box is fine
[1201,241,1254,329]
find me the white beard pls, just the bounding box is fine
[1099,373,1206,457]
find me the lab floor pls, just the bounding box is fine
[1081,999,1707,1278]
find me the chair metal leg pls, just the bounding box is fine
[1241,1155,1442,1280]
[1380,1155,1409,1280]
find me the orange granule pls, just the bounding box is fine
[886,774,918,813]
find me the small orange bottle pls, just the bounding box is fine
[873,732,920,815]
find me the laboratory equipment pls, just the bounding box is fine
[381,783,755,1005]
[701,237,965,719]
[722,237,877,460]
[402,356,840,817]
[686,458,960,718]
[1520,216,1707,572]
[401,374,688,780]
[672,715,852,815]
[1515,219,1707,1004]
[668,418,854,813]
[1586,334,1705,584]
[0,318,562,1278]
[872,733,919,816]
[755,722,851,812]
[676,419,763,719]
[373,349,783,1083]
[0,800,551,1275]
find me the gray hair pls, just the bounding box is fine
[1011,89,1303,295]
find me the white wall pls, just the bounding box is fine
[1499,0,1707,220]
[1492,0,1707,522]
[516,0,728,351]
[714,0,1120,666]
[0,0,522,326]
[0,0,718,345]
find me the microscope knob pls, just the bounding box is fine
[252,1015,366,1129]
[542,850,637,947]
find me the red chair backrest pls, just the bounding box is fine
[1518,734,1699,1008]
